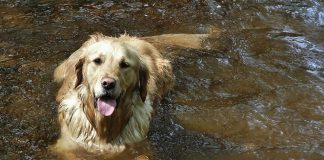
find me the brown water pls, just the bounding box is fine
[1,1,324,159]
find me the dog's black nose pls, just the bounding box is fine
[101,78,116,90]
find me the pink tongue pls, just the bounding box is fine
[97,98,117,116]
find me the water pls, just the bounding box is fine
[1,1,323,159]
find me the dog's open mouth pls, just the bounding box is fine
[96,95,119,116]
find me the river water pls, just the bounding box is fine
[0,0,323,159]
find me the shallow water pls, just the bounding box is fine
[1,1,323,159]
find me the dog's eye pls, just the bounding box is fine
[120,61,130,69]
[93,58,102,65]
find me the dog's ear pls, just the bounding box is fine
[139,63,149,102]
[75,58,84,88]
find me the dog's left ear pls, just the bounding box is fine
[75,58,84,88]
[139,63,149,102]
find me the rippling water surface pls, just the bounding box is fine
[1,1,323,159]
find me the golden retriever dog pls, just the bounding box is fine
[52,32,216,156]
[53,33,173,155]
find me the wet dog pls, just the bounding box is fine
[52,32,213,156]
[53,33,174,155]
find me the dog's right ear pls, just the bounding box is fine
[139,62,149,103]
[75,58,84,88]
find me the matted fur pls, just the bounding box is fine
[53,33,173,155]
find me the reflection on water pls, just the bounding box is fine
[1,1,323,159]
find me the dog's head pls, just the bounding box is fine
[74,36,149,117]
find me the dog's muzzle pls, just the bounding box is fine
[95,77,119,116]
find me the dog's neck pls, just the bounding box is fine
[83,91,134,143]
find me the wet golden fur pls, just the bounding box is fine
[53,33,173,155]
